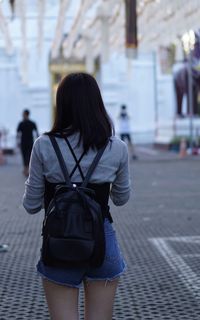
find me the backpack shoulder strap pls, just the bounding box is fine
[81,140,109,188]
[69,152,85,180]
[49,135,72,186]
[62,136,85,181]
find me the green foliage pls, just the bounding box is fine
[170,136,200,148]
[170,136,189,145]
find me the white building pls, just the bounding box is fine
[0,0,199,150]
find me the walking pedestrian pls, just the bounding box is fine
[23,73,130,320]
[17,109,38,177]
[119,104,138,160]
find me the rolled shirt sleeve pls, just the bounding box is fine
[23,138,44,214]
[110,142,131,206]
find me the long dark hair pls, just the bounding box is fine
[47,73,114,151]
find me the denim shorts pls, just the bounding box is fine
[37,219,126,288]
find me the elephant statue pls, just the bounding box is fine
[173,31,200,117]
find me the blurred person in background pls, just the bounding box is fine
[119,104,138,160]
[17,109,38,177]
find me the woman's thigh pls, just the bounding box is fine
[84,279,119,320]
[43,279,79,320]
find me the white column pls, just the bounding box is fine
[51,0,71,59]
[17,0,28,84]
[0,5,13,55]
[37,0,46,55]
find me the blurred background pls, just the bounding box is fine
[0,2,200,319]
[0,0,200,152]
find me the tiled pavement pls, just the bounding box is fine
[0,151,200,319]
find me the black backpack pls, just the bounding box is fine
[41,135,109,268]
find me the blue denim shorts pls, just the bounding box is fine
[37,219,126,288]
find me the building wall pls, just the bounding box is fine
[0,48,51,149]
[101,52,157,143]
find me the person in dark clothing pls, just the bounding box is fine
[17,109,38,176]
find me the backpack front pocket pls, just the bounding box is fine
[48,236,95,262]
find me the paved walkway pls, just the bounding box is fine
[0,150,200,319]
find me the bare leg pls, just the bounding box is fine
[84,279,119,320]
[24,166,29,177]
[43,279,79,320]
[128,141,138,160]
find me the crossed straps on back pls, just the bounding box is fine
[49,135,108,188]
[63,136,85,181]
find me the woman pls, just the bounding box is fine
[23,73,130,320]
